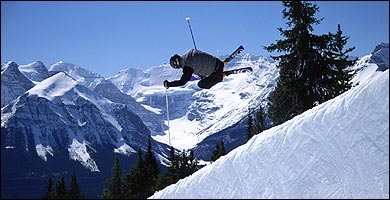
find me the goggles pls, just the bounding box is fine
[170,57,180,69]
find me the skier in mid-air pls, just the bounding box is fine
[163,48,225,89]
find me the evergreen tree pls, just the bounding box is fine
[246,107,254,141]
[53,177,67,199]
[252,105,266,135]
[122,148,150,199]
[176,149,198,179]
[155,146,178,190]
[211,140,227,161]
[154,173,171,194]
[102,156,123,199]
[219,141,226,157]
[176,150,189,179]
[325,24,357,95]
[144,136,161,181]
[192,150,199,172]
[163,147,198,187]
[264,1,355,126]
[164,146,181,186]
[42,177,54,199]
[154,146,199,193]
[121,138,162,198]
[68,172,85,199]
[211,142,221,161]
[167,146,179,177]
[143,136,161,194]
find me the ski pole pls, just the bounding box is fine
[186,16,197,50]
[165,88,171,145]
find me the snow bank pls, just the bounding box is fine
[150,70,389,199]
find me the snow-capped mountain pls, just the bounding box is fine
[19,61,50,83]
[1,61,35,107]
[370,42,389,71]
[1,62,170,198]
[1,71,166,171]
[48,61,103,87]
[151,66,389,199]
[1,65,168,198]
[47,61,166,137]
[351,42,389,85]
[1,60,170,171]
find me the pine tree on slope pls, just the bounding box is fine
[265,1,355,126]
[68,172,85,199]
[102,156,123,199]
[211,140,227,161]
[246,107,254,141]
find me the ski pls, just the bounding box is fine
[190,66,253,81]
[223,45,244,65]
[223,66,253,76]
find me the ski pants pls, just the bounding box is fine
[198,59,224,89]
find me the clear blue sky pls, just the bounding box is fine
[1,1,389,77]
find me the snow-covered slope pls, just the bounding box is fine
[192,42,389,161]
[151,69,389,199]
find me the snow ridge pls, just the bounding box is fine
[151,70,389,199]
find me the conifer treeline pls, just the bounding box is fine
[42,172,85,199]
[101,137,198,199]
[42,137,199,199]
[211,140,226,161]
[246,105,268,142]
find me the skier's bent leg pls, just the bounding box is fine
[198,72,223,89]
[198,79,214,89]
[198,60,224,89]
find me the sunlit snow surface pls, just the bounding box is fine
[150,70,389,199]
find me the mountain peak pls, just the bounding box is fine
[370,42,389,71]
[27,71,78,101]
[1,61,19,71]
[1,61,35,107]
[49,61,79,71]
[19,61,49,83]
[48,61,103,88]
[31,60,44,66]
[372,42,389,53]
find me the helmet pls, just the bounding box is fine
[169,54,181,69]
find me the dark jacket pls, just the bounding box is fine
[167,49,221,87]
[181,49,217,77]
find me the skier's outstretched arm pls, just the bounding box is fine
[164,66,194,88]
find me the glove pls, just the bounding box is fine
[163,80,169,89]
